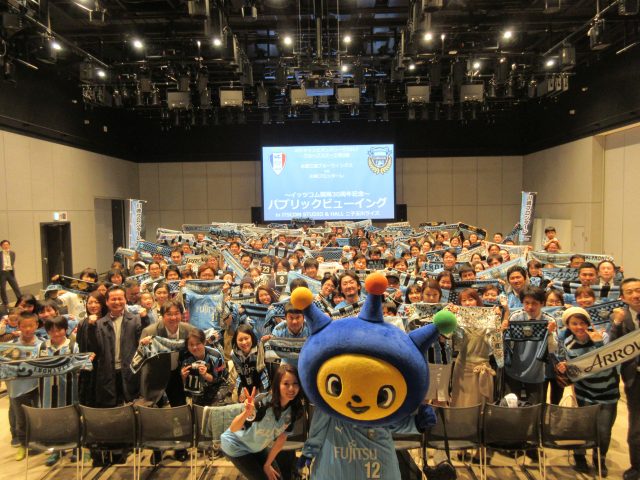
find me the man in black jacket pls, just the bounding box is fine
[93,286,149,407]
[611,278,640,480]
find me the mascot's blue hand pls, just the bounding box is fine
[296,454,312,474]
[415,404,437,432]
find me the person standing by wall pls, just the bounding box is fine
[1,240,22,307]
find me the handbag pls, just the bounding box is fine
[423,408,457,480]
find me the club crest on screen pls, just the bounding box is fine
[367,146,392,175]
[270,152,286,175]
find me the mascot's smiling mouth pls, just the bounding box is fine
[346,402,370,414]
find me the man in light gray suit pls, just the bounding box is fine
[1,239,22,306]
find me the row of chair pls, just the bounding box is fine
[23,402,603,480]
[395,402,603,480]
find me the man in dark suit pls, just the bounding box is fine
[93,285,149,407]
[611,278,640,480]
[0,239,22,306]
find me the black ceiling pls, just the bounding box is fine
[1,0,640,131]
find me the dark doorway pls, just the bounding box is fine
[40,222,73,288]
[111,199,126,253]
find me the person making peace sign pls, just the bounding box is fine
[221,364,304,480]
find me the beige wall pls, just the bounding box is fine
[523,137,605,253]
[139,161,262,235]
[603,125,640,276]
[396,156,524,235]
[140,157,524,236]
[0,130,139,290]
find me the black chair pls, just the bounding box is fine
[23,405,82,480]
[540,403,602,480]
[79,404,137,479]
[135,405,194,480]
[425,404,484,480]
[481,403,542,480]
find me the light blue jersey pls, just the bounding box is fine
[302,409,418,480]
[220,402,293,457]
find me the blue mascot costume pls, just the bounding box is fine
[290,272,457,479]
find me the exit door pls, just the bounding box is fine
[40,222,73,288]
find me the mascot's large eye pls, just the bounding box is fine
[377,385,396,409]
[325,374,342,397]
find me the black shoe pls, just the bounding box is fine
[175,449,188,462]
[624,468,640,480]
[573,456,590,474]
[150,451,162,466]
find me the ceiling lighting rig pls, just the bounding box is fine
[2,0,639,126]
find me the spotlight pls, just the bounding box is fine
[560,44,576,70]
[588,18,610,51]
[472,61,481,70]
[196,40,201,48]
[424,32,434,42]
[341,64,349,72]
[213,37,222,47]
[51,40,62,51]
[96,69,107,78]
[408,63,416,71]
[283,35,293,46]
[502,30,513,40]
[543,0,562,14]
[132,39,144,50]
[619,0,640,15]
[440,33,446,41]
[343,35,352,45]
[545,58,556,68]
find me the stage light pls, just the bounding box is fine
[424,32,434,42]
[283,35,293,46]
[545,58,556,67]
[408,63,416,71]
[51,40,62,51]
[502,30,513,40]
[96,69,106,78]
[343,35,352,45]
[472,61,481,70]
[132,39,144,50]
[440,33,446,41]
[213,37,222,47]
[341,64,349,72]
[196,40,201,48]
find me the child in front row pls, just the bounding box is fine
[38,315,80,466]
[556,307,618,477]
[6,312,42,461]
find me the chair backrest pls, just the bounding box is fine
[199,403,245,442]
[482,403,542,447]
[542,403,601,447]
[136,405,194,445]
[427,404,483,444]
[80,404,136,448]
[23,405,81,446]
[193,404,212,444]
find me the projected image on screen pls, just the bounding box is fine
[262,144,395,221]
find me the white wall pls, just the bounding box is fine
[523,136,605,253]
[0,130,139,290]
[603,125,640,276]
[140,156,524,237]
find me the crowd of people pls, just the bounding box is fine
[0,220,639,480]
